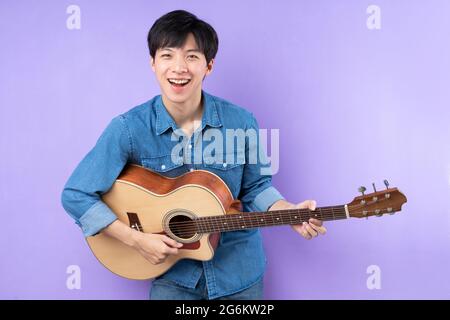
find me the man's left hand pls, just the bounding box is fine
[269,199,327,240]
[291,200,327,240]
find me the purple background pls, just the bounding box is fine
[1,0,449,299]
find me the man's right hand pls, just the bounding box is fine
[102,220,183,265]
[131,231,183,265]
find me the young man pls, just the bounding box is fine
[61,10,326,300]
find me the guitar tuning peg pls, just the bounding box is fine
[358,186,366,196]
[372,182,377,193]
[384,179,390,189]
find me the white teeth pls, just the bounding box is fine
[168,79,190,85]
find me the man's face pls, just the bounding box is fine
[151,33,214,105]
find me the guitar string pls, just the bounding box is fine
[168,209,343,228]
[137,195,394,228]
[136,207,394,236]
[129,197,396,235]
[137,196,392,230]
[167,213,341,234]
[136,207,343,229]
[136,203,392,233]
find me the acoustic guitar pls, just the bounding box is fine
[86,164,407,280]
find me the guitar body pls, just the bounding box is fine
[86,164,240,280]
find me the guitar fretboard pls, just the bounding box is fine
[195,205,347,233]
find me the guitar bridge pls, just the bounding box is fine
[127,212,143,232]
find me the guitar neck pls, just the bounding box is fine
[195,205,348,233]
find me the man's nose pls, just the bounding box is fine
[173,56,188,73]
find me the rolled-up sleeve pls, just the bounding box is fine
[238,115,284,212]
[61,115,132,237]
[252,185,284,212]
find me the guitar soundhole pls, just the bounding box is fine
[168,215,196,240]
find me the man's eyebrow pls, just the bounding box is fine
[159,48,201,53]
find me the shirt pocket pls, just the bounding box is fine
[141,154,184,174]
[202,152,246,171]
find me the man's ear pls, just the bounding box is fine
[150,57,155,72]
[205,58,214,76]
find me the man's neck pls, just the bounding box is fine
[161,90,203,137]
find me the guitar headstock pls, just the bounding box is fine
[346,183,407,218]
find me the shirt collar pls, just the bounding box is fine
[155,90,222,135]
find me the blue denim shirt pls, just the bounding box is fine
[61,90,284,299]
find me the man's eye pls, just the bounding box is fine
[161,54,171,58]
[187,55,198,59]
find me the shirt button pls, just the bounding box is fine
[161,164,166,170]
[190,168,194,172]
[188,144,192,149]
[223,163,227,168]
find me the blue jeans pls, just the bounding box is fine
[150,272,264,300]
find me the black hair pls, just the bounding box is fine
[147,10,219,65]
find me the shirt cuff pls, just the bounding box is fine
[79,200,118,237]
[253,186,285,212]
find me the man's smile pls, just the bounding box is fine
[167,78,191,87]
